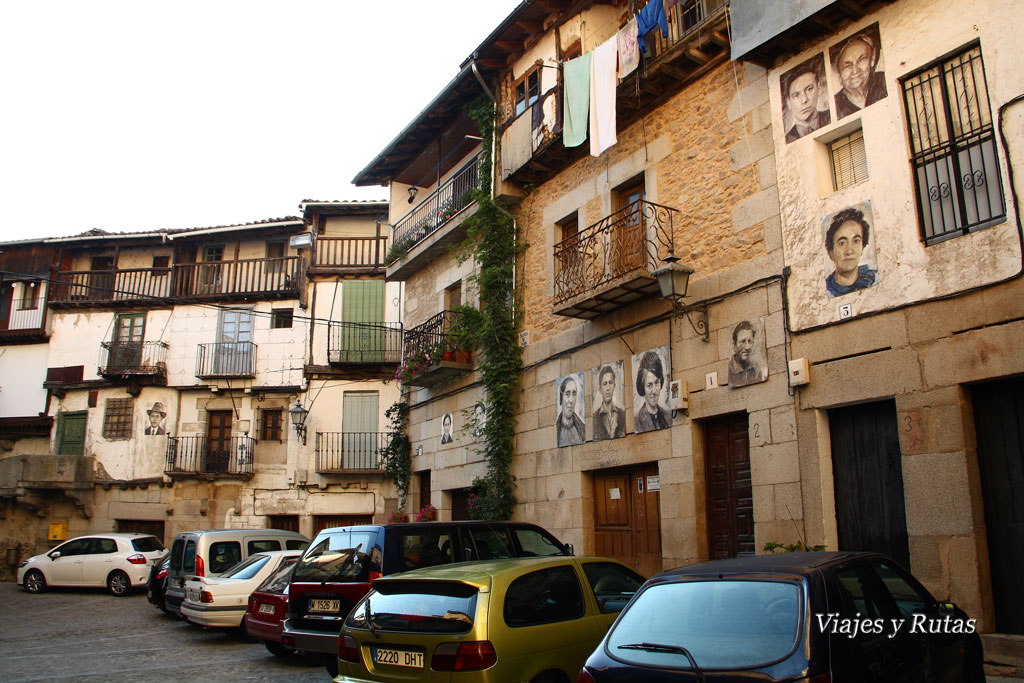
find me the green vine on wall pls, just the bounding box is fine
[381,400,412,512]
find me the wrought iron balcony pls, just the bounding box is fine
[328,321,403,365]
[400,310,473,387]
[98,341,169,378]
[165,435,255,477]
[196,342,257,379]
[553,199,680,319]
[172,257,299,300]
[50,267,172,306]
[314,432,389,473]
[312,236,389,271]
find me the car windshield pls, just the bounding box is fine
[222,554,271,580]
[256,559,298,594]
[292,531,376,582]
[131,536,165,553]
[606,579,802,670]
[346,581,477,634]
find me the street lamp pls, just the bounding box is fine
[652,255,708,342]
[289,400,309,445]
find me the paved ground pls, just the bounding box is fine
[0,582,333,682]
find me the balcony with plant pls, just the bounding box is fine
[397,309,477,387]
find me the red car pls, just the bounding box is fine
[242,557,298,656]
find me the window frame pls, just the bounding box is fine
[260,408,283,443]
[829,128,868,191]
[271,308,293,329]
[102,397,134,440]
[513,65,542,119]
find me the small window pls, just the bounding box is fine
[271,309,293,329]
[19,282,39,310]
[152,255,170,269]
[102,398,134,440]
[504,565,585,626]
[514,66,541,118]
[444,281,462,310]
[248,539,281,554]
[830,129,868,190]
[204,245,224,262]
[260,409,283,442]
[208,541,242,573]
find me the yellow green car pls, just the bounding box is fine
[333,556,644,683]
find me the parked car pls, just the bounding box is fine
[243,555,300,656]
[282,520,571,673]
[334,555,644,682]
[17,533,167,597]
[181,550,302,628]
[578,551,985,683]
[146,556,171,612]
[164,528,309,617]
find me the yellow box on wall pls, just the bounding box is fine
[48,523,67,542]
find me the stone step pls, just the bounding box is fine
[983,633,1024,679]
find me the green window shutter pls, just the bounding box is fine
[341,280,386,361]
[57,411,87,456]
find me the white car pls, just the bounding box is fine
[181,549,302,628]
[17,533,167,596]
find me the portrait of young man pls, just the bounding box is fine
[591,361,626,441]
[440,412,454,444]
[830,22,888,120]
[631,346,672,434]
[556,372,586,447]
[472,401,486,438]
[780,53,831,144]
[822,201,880,297]
[728,320,768,389]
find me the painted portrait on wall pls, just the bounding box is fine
[440,412,454,444]
[830,22,888,120]
[631,345,672,434]
[727,320,769,388]
[821,200,880,297]
[556,372,586,447]
[143,401,167,435]
[591,361,625,441]
[472,401,487,438]
[780,53,831,144]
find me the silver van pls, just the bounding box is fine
[163,528,309,617]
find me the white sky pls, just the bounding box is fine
[0,1,522,242]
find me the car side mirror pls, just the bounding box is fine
[937,601,958,616]
[564,543,574,556]
[49,551,60,560]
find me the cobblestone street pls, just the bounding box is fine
[0,582,332,682]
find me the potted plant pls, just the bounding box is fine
[448,306,482,365]
[415,504,438,522]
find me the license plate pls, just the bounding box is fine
[374,648,423,668]
[258,603,276,615]
[308,599,339,613]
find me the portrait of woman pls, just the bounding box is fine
[821,201,880,297]
[631,346,672,434]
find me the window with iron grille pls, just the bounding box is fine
[103,398,134,440]
[260,409,283,442]
[901,43,1005,244]
[830,129,868,191]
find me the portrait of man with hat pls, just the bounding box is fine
[145,402,167,435]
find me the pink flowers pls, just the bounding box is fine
[415,504,438,522]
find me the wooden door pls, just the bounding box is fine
[593,464,662,575]
[705,413,754,559]
[112,313,145,371]
[971,378,1024,634]
[57,411,87,456]
[828,400,910,569]
[90,256,115,300]
[614,183,644,275]
[206,410,233,473]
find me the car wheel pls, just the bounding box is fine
[531,672,568,683]
[23,569,46,594]
[107,570,132,596]
[264,641,295,657]
[323,656,339,677]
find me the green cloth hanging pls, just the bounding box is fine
[563,53,592,148]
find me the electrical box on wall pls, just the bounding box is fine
[669,380,688,411]
[48,523,66,542]
[789,358,810,386]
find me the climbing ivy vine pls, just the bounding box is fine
[380,400,411,512]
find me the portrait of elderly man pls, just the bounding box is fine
[632,348,672,434]
[728,321,768,388]
[592,362,626,441]
[556,373,586,447]
[830,23,888,120]
[781,53,831,144]
[823,204,879,297]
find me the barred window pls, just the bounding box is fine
[261,409,283,442]
[103,398,134,440]
[830,129,868,191]
[901,43,1005,243]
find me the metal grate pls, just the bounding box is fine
[102,398,134,440]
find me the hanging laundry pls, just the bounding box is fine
[617,16,639,79]
[563,52,592,148]
[590,35,618,157]
[637,0,669,55]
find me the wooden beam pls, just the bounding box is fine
[661,63,690,80]
[686,48,710,65]
[514,20,542,33]
[495,40,522,52]
[710,30,729,49]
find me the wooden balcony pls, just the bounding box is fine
[314,432,388,473]
[310,236,389,274]
[400,310,473,388]
[98,341,168,380]
[165,435,254,479]
[50,267,172,308]
[0,297,48,344]
[553,199,680,319]
[195,342,257,379]
[173,257,299,301]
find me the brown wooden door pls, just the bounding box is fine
[705,413,754,560]
[90,256,115,300]
[594,464,662,575]
[614,183,645,275]
[206,410,233,473]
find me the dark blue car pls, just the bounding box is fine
[578,551,984,682]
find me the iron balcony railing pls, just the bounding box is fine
[2,298,45,331]
[314,236,389,269]
[196,342,257,378]
[553,199,680,305]
[390,153,481,260]
[315,432,389,472]
[166,435,255,476]
[98,341,169,376]
[50,267,172,304]
[328,321,403,365]
[402,310,467,363]
[172,256,299,298]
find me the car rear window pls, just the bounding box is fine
[292,531,377,582]
[514,528,566,556]
[170,538,184,571]
[131,536,165,553]
[256,559,298,594]
[209,541,242,573]
[223,554,271,580]
[346,581,477,634]
[606,579,802,670]
[249,540,281,554]
[183,540,197,573]
[286,539,308,550]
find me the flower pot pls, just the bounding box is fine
[455,350,471,364]
[442,350,455,362]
